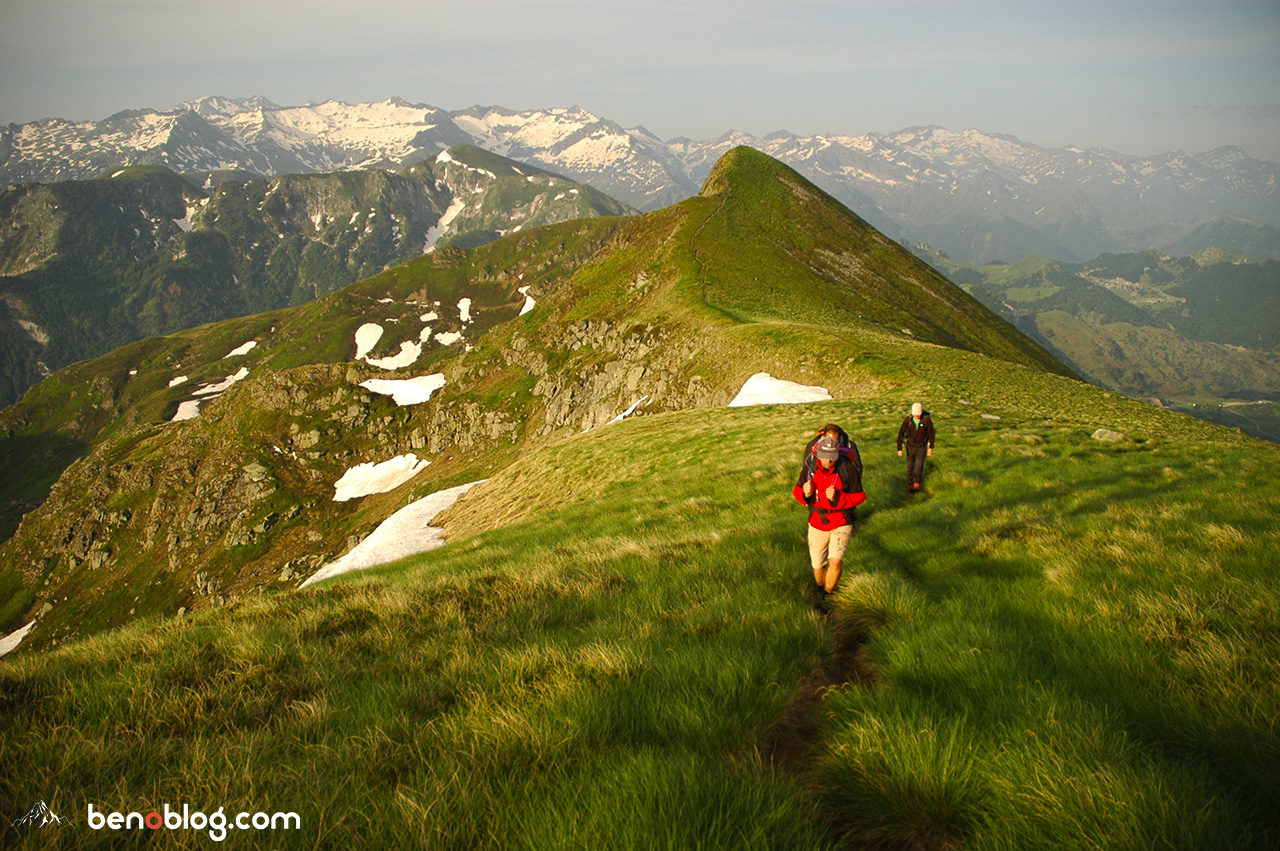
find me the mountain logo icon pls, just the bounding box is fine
[11,800,68,828]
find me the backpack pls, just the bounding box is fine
[800,427,864,492]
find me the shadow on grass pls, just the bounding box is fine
[989,604,1279,842]
[788,431,1280,847]
[0,432,89,544]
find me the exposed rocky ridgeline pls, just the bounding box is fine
[0,144,634,407]
[0,147,1067,653]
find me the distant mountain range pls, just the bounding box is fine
[4,97,1277,264]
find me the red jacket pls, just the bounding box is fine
[793,458,866,530]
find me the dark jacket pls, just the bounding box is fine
[897,414,935,450]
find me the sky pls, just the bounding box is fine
[3,0,1279,162]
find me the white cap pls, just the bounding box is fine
[911,402,923,417]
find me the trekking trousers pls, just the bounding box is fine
[905,443,928,486]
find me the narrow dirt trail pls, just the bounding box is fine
[762,607,880,769]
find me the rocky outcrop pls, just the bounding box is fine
[510,320,715,433]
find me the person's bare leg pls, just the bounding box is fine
[825,559,842,593]
[813,565,827,589]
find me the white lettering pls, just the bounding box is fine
[208,808,228,842]
[272,812,301,830]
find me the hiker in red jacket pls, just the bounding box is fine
[897,402,935,492]
[793,433,866,595]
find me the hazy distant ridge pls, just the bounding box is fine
[3,97,1276,264]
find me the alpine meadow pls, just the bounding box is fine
[1,148,1277,849]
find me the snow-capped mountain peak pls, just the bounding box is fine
[1,96,1275,262]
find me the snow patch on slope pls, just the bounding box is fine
[365,341,422,370]
[359,374,446,406]
[301,480,485,588]
[424,195,466,253]
[333,454,430,502]
[354,323,384,360]
[728,373,832,407]
[224,340,257,358]
[193,367,250,396]
[0,621,36,657]
[171,400,202,422]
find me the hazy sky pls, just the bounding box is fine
[3,0,1278,161]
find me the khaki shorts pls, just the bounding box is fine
[808,524,853,571]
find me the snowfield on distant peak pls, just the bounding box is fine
[423,197,466,254]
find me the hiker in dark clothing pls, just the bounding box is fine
[897,402,935,492]
[793,431,865,594]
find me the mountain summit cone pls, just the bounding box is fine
[686,148,1068,372]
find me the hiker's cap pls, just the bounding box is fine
[815,436,841,461]
[911,402,923,417]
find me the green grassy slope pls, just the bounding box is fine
[0,217,625,645]
[691,149,1070,375]
[1,147,1068,654]
[2,351,1275,849]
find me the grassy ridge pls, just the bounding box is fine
[2,348,1277,848]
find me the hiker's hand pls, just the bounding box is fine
[928,447,933,457]
[802,481,812,498]
[825,486,836,502]
[897,450,903,457]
